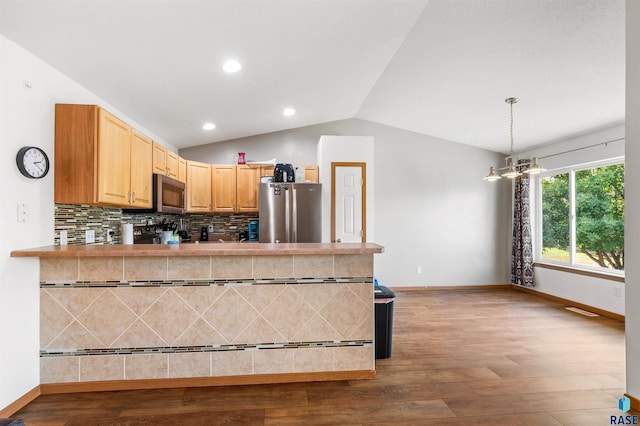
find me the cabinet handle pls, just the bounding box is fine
[128,191,132,205]
[132,192,136,203]
[166,168,170,176]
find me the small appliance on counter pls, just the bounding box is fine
[248,220,259,242]
[132,225,161,244]
[273,163,295,182]
[177,218,191,242]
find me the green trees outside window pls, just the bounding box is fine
[540,162,624,271]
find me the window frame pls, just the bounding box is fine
[534,156,625,278]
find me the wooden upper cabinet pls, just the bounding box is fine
[55,104,99,204]
[54,104,154,208]
[178,157,187,183]
[54,104,135,206]
[130,131,153,208]
[236,165,262,213]
[304,166,319,183]
[186,160,211,213]
[211,165,237,212]
[152,142,167,175]
[167,151,179,180]
[96,109,132,205]
[152,141,179,180]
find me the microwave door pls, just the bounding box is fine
[155,174,186,214]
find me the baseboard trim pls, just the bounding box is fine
[0,385,41,417]
[40,370,375,395]
[625,392,640,412]
[512,284,624,321]
[392,284,512,291]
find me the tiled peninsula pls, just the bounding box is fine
[11,243,384,392]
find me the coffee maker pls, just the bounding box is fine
[178,218,190,242]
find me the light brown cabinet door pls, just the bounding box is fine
[152,142,167,175]
[236,165,262,213]
[54,104,98,204]
[186,160,211,212]
[178,157,187,183]
[260,165,275,178]
[211,165,237,212]
[167,151,179,180]
[304,166,319,183]
[97,108,131,205]
[130,131,153,208]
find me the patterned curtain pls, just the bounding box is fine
[511,159,535,287]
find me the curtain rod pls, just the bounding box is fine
[537,137,624,160]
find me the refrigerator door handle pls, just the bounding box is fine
[285,187,291,242]
[292,187,297,242]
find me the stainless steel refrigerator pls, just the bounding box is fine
[258,183,322,243]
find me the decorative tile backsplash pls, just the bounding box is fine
[54,204,258,245]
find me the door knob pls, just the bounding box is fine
[336,238,342,243]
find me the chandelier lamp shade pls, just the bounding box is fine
[484,97,545,181]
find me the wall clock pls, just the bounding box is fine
[16,146,50,179]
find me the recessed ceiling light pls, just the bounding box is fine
[283,108,296,116]
[223,60,242,73]
[203,123,216,130]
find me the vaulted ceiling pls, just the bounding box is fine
[0,0,625,153]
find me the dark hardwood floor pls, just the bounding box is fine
[11,287,632,425]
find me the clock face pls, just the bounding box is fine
[17,146,50,179]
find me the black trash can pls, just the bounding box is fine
[374,285,395,359]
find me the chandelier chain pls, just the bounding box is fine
[509,100,514,156]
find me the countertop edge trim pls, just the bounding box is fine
[11,243,384,258]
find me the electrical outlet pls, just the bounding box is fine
[85,230,95,244]
[107,230,114,243]
[60,230,68,245]
[208,225,214,233]
[417,266,422,274]
[613,287,622,297]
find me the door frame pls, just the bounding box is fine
[331,162,367,243]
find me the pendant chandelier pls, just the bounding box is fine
[484,97,545,181]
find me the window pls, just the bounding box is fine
[538,160,624,273]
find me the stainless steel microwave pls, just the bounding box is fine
[124,174,185,214]
[153,174,185,214]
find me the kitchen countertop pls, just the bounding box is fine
[11,242,385,258]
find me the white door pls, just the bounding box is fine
[334,165,364,242]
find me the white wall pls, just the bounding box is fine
[317,135,375,243]
[534,268,624,314]
[518,124,625,315]
[0,35,174,412]
[625,0,640,402]
[370,121,512,287]
[179,122,325,164]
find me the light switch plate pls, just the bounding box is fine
[17,203,28,222]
